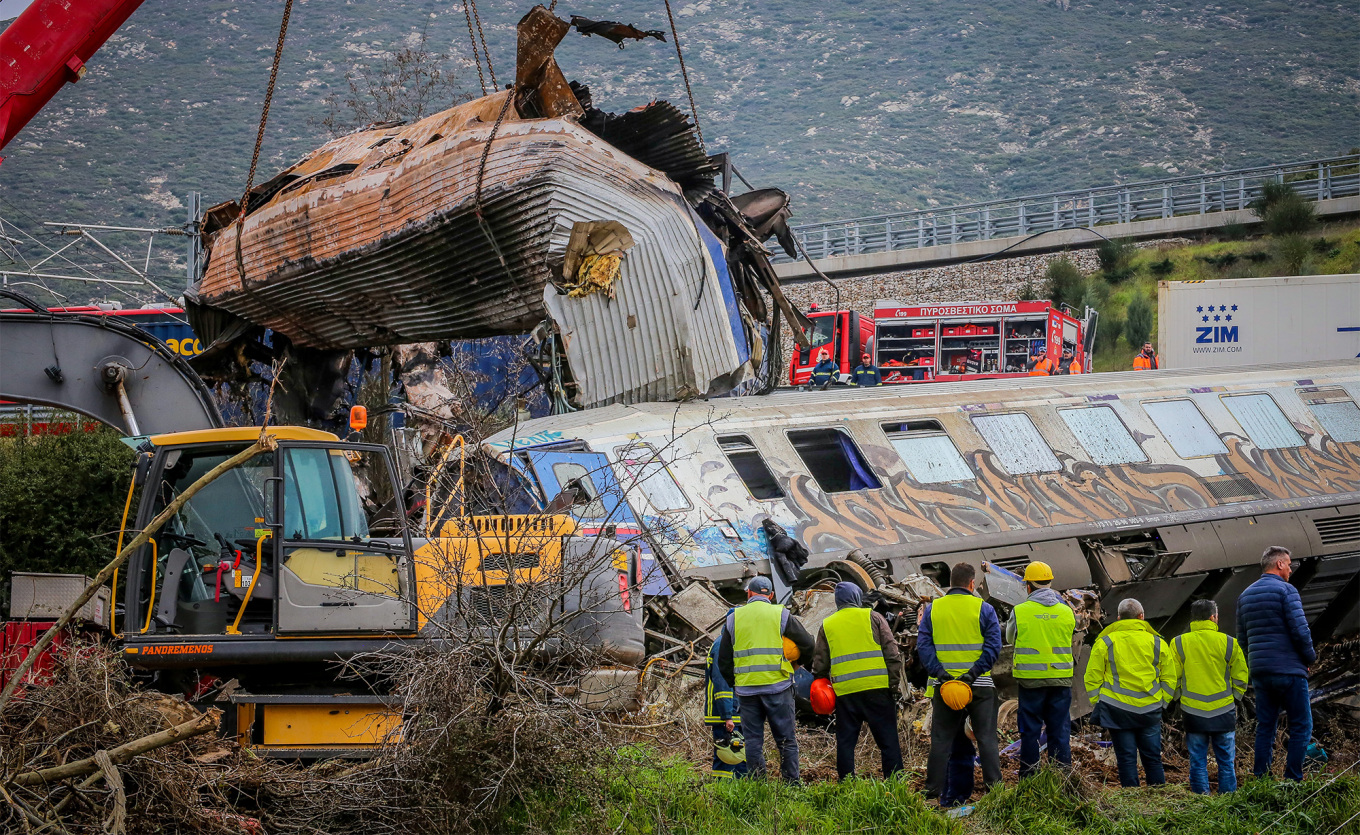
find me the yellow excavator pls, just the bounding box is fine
[2,301,643,757]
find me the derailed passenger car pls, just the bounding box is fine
[187,6,808,411]
[478,360,1360,661]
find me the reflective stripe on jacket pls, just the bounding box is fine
[810,360,839,386]
[1013,598,1077,680]
[704,633,740,724]
[1028,357,1053,376]
[729,601,792,690]
[1133,354,1159,371]
[850,366,882,386]
[822,607,889,695]
[1173,620,1247,719]
[927,593,988,689]
[1084,618,1178,714]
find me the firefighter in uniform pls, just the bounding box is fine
[811,582,903,779]
[809,350,840,389]
[717,577,814,781]
[1173,599,1248,794]
[1084,598,1179,787]
[850,353,882,387]
[704,631,747,779]
[919,562,1003,804]
[1004,561,1077,778]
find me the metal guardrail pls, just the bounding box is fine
[778,154,1360,264]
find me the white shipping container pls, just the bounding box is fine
[1157,274,1360,369]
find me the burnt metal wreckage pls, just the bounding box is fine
[185,5,811,416]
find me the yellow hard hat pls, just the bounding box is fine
[783,636,800,663]
[1023,561,1055,583]
[940,679,973,711]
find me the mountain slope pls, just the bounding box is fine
[0,0,1354,290]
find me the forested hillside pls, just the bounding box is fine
[0,0,1354,269]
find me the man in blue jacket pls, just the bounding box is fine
[1237,546,1317,782]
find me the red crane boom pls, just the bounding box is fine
[0,0,148,155]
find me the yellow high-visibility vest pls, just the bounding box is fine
[731,601,791,689]
[928,593,987,689]
[822,607,889,696]
[1013,598,1077,679]
[1173,620,1247,718]
[1086,619,1176,714]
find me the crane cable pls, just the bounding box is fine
[461,1,489,95]
[662,0,703,150]
[467,0,497,90]
[233,0,296,285]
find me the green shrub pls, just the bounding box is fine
[1096,238,1137,283]
[1150,257,1175,277]
[0,427,134,607]
[1124,293,1154,347]
[1218,223,1248,241]
[1274,235,1314,275]
[1252,182,1317,236]
[1044,256,1085,312]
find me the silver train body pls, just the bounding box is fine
[482,360,1360,641]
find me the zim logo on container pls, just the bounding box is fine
[1192,303,1242,352]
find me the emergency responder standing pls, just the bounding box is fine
[1056,346,1082,374]
[811,582,903,780]
[919,563,1003,805]
[1133,342,1160,370]
[717,577,815,782]
[1084,598,1178,787]
[850,353,882,387]
[1003,562,1076,778]
[1173,599,1247,794]
[705,630,747,779]
[809,350,840,389]
[1027,346,1053,376]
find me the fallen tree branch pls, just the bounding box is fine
[10,711,219,787]
[0,437,277,716]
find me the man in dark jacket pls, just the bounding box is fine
[704,631,746,779]
[1237,546,1317,781]
[718,577,816,782]
[811,582,903,779]
[850,353,882,387]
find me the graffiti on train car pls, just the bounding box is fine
[726,424,1360,557]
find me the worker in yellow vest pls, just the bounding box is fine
[1083,598,1179,787]
[717,576,815,781]
[810,582,903,780]
[1173,599,1248,794]
[918,563,1003,806]
[1003,561,1077,778]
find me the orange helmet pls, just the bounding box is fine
[810,677,836,715]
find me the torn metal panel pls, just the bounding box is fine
[515,6,584,119]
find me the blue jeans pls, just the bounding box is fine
[1017,686,1072,778]
[1253,674,1312,781]
[1110,724,1164,787]
[738,687,800,782]
[1187,731,1236,794]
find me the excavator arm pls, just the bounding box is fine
[0,291,222,434]
[0,0,149,154]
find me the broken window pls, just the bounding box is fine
[613,443,691,512]
[1059,406,1147,465]
[1221,394,1304,450]
[971,413,1061,474]
[718,435,785,500]
[549,462,608,518]
[1142,399,1228,458]
[1309,400,1360,443]
[882,421,974,484]
[786,428,882,493]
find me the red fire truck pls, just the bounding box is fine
[788,300,1096,385]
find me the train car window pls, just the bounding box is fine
[881,422,974,484]
[1307,401,1360,443]
[970,413,1061,474]
[717,435,785,500]
[549,462,608,518]
[1058,406,1148,465]
[1221,394,1304,449]
[1142,399,1229,458]
[786,428,883,493]
[613,443,692,512]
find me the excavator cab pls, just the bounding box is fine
[122,428,416,646]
